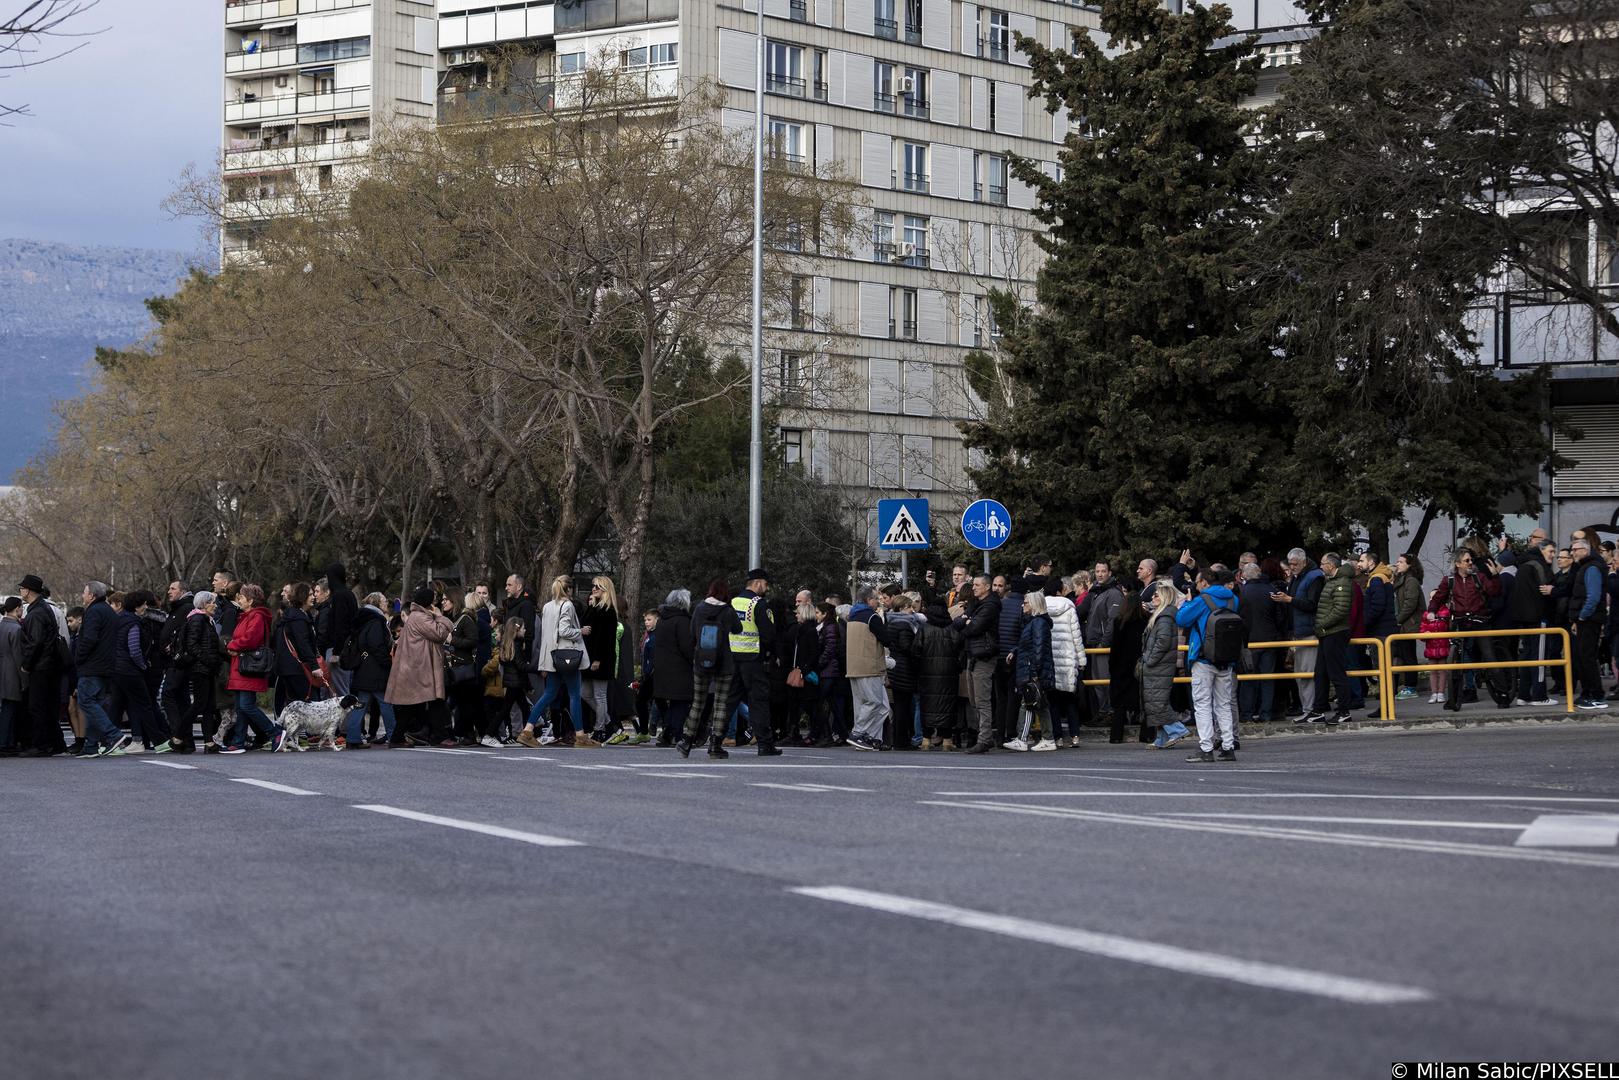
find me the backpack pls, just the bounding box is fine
[1204,603,1245,669]
[338,632,363,671]
[696,620,722,672]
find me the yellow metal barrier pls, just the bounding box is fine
[1082,637,1392,720]
[1382,627,1573,721]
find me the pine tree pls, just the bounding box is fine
[967,0,1298,566]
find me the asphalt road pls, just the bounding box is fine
[4,723,1618,1080]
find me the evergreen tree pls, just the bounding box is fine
[967,0,1297,566]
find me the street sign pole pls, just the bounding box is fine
[900,551,908,589]
[983,550,990,576]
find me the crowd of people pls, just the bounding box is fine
[0,523,1616,764]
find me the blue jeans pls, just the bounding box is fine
[1238,648,1277,721]
[77,676,124,748]
[527,669,581,735]
[1153,720,1190,747]
[233,689,278,742]
[346,689,395,744]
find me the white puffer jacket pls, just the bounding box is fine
[1046,594,1087,693]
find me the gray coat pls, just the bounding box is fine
[1139,612,1178,726]
[0,617,24,700]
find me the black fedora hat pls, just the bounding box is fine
[16,574,45,594]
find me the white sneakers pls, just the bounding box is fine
[479,735,502,748]
[1031,738,1057,752]
[537,734,559,746]
[1003,738,1029,752]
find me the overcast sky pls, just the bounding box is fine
[0,0,218,256]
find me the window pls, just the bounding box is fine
[1599,224,1619,288]
[558,51,585,74]
[874,61,896,113]
[788,277,811,329]
[987,79,996,130]
[875,0,898,38]
[980,8,1010,60]
[318,164,333,191]
[903,0,922,43]
[890,286,918,340]
[974,151,1007,204]
[769,118,805,166]
[901,67,928,118]
[780,351,806,400]
[766,41,805,96]
[901,141,928,193]
[1509,212,1588,301]
[790,0,807,20]
[812,49,828,99]
[782,428,804,465]
[620,45,649,67]
[900,214,929,268]
[872,210,896,261]
[649,42,678,66]
[869,434,902,489]
[297,37,370,63]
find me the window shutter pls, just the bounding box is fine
[1553,406,1619,496]
[932,70,959,126]
[1009,13,1036,64]
[922,0,952,50]
[859,281,890,337]
[917,288,946,343]
[903,362,934,416]
[960,3,977,56]
[765,0,791,17]
[931,218,958,273]
[902,435,935,490]
[814,122,835,171]
[971,77,989,130]
[930,145,958,199]
[719,30,756,88]
[869,357,902,413]
[860,130,891,188]
[845,52,874,110]
[847,0,874,35]
[869,433,902,488]
[993,79,1023,134]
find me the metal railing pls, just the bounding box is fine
[1383,628,1574,720]
[875,15,898,38]
[766,73,807,97]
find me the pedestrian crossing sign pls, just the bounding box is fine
[877,498,931,550]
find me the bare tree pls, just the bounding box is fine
[1,1,101,119]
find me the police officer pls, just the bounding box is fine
[726,568,782,757]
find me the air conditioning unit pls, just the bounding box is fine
[898,76,915,94]
[893,241,916,261]
[446,50,464,66]
[275,74,290,88]
[466,49,484,63]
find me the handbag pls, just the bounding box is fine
[551,648,583,673]
[449,661,479,685]
[237,645,273,676]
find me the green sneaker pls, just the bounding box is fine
[605,731,631,746]
[152,741,173,754]
[627,733,651,746]
[96,746,126,757]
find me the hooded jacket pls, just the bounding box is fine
[844,602,890,680]
[1506,548,1553,625]
[347,605,393,694]
[1286,561,1325,639]
[1175,584,1238,667]
[886,610,924,693]
[691,596,742,679]
[915,607,960,724]
[1140,610,1179,724]
[1393,570,1425,633]
[651,604,694,701]
[324,563,358,654]
[1361,563,1397,638]
[1014,612,1055,690]
[1044,593,1086,693]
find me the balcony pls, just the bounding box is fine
[873,90,896,113]
[901,95,929,119]
[979,37,1009,61]
[889,318,918,340]
[765,73,807,98]
[297,0,370,11]
[903,24,921,44]
[812,79,828,100]
[225,86,371,122]
[974,182,1007,205]
[438,81,555,121]
[225,137,371,171]
[225,0,298,26]
[900,169,930,194]
[875,16,898,38]
[225,45,298,74]
[769,151,808,171]
[873,240,896,262]
[899,245,929,268]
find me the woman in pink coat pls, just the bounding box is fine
[385,585,456,747]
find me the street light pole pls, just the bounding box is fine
[747,0,766,570]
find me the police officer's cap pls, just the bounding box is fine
[745,567,771,583]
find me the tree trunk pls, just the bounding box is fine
[1406,502,1441,559]
[616,439,657,619]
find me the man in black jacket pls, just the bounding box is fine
[160,582,197,751]
[321,563,359,697]
[1507,539,1556,705]
[951,574,1001,753]
[74,581,130,756]
[16,575,65,756]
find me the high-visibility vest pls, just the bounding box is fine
[730,595,761,655]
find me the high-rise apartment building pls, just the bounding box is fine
[222,0,439,259]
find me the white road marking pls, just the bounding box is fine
[922,801,1619,869]
[1167,814,1529,831]
[604,762,1287,773]
[641,771,729,778]
[553,763,636,771]
[750,782,873,793]
[406,747,487,756]
[229,778,321,796]
[930,791,1619,802]
[137,759,197,771]
[1514,815,1619,848]
[791,885,1433,1006]
[352,804,583,847]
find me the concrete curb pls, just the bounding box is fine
[1238,711,1619,738]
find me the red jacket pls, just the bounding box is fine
[226,604,272,693]
[1427,570,1499,619]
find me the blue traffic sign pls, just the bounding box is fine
[876,498,931,550]
[960,499,1012,551]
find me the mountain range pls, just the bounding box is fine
[0,238,197,480]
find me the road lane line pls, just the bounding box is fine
[929,792,1619,802]
[604,763,1287,773]
[921,801,1619,869]
[406,747,487,756]
[352,804,583,847]
[230,778,321,796]
[138,759,198,771]
[791,885,1433,1006]
[750,782,872,793]
[1514,815,1619,848]
[1166,814,1529,830]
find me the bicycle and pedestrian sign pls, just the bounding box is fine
[960,499,1012,551]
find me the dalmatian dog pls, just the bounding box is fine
[273,695,360,751]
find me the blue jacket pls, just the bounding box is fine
[1287,565,1324,639]
[1577,562,1605,621]
[997,585,1026,656]
[1362,575,1396,637]
[1015,613,1055,690]
[1175,585,1238,667]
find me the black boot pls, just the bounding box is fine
[675,736,692,758]
[707,736,729,759]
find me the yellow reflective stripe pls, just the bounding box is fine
[730,596,760,653]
